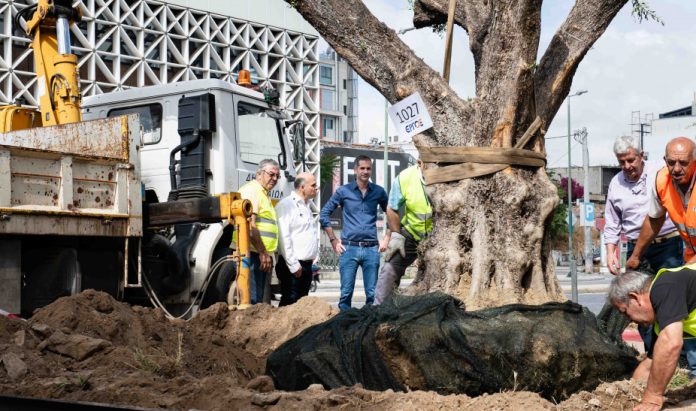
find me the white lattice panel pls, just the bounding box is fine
[0,0,319,184]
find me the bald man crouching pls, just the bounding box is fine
[609,267,696,411]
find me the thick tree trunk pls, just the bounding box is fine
[289,0,627,308]
[411,168,563,310]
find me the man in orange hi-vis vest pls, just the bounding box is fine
[627,137,696,269]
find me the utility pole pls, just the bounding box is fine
[567,90,587,302]
[631,111,652,158]
[384,98,389,186]
[382,98,389,237]
[574,128,591,274]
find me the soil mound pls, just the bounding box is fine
[0,290,338,409]
[1,290,694,410]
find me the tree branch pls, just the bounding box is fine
[287,0,472,146]
[413,0,466,30]
[413,1,543,148]
[534,0,628,125]
[413,0,494,68]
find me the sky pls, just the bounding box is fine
[332,0,696,168]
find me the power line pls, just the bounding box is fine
[548,142,581,167]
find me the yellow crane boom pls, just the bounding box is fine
[0,0,81,132]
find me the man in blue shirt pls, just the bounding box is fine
[320,155,388,311]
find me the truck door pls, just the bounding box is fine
[108,103,169,202]
[234,97,294,200]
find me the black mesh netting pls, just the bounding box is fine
[266,292,638,401]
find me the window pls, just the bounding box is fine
[108,104,163,145]
[237,102,282,165]
[343,105,347,115]
[319,66,333,85]
[322,118,334,137]
[343,79,346,89]
[321,89,335,111]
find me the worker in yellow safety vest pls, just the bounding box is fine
[609,266,696,411]
[234,159,280,304]
[375,160,432,304]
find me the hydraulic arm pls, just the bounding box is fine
[0,0,81,132]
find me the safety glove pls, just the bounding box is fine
[384,232,406,262]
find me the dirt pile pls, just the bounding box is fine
[0,290,337,409]
[1,290,695,410]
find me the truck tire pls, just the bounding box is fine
[200,260,236,309]
[22,248,80,316]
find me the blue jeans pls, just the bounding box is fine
[244,252,267,304]
[338,244,380,311]
[627,235,683,273]
[684,338,696,378]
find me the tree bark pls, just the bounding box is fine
[290,0,628,309]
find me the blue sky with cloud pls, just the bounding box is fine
[337,0,696,167]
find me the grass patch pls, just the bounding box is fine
[53,375,91,394]
[133,348,160,373]
[669,368,691,390]
[130,331,184,376]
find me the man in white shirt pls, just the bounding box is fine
[275,172,319,306]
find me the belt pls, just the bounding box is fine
[343,240,379,247]
[628,231,680,245]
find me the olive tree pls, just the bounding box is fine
[291,0,655,309]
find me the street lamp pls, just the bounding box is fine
[567,89,587,303]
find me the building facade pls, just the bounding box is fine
[645,96,696,160]
[0,0,320,184]
[318,47,358,143]
[548,166,620,203]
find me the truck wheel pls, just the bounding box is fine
[22,248,80,316]
[200,261,236,309]
[226,278,239,306]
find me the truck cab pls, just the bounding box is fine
[82,79,302,310]
[82,79,298,203]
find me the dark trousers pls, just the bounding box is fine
[276,255,314,306]
[375,229,419,305]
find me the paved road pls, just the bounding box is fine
[311,267,613,315]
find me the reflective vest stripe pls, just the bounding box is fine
[259,230,278,239]
[651,264,696,339]
[257,217,276,225]
[676,223,696,237]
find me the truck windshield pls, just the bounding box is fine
[237,102,282,166]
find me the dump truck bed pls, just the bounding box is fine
[0,115,142,237]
